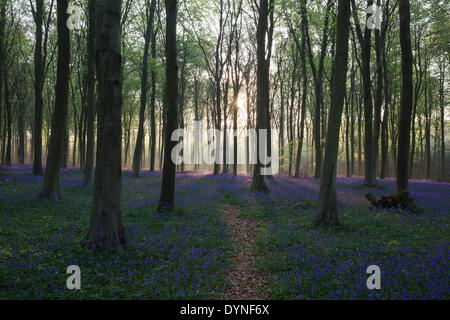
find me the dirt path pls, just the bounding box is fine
[221,204,269,300]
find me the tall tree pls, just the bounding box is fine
[294,20,308,179]
[300,0,332,179]
[396,0,413,193]
[0,0,6,154]
[158,0,178,210]
[251,0,274,192]
[82,0,97,187]
[352,0,377,187]
[39,0,70,199]
[132,0,156,177]
[31,0,44,175]
[315,0,351,225]
[85,0,126,249]
[149,6,158,172]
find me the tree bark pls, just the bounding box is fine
[32,0,44,175]
[352,0,377,187]
[251,0,273,192]
[132,0,156,177]
[3,70,10,166]
[315,0,351,225]
[39,0,71,199]
[149,15,157,172]
[158,0,178,210]
[396,0,413,193]
[294,30,307,178]
[0,0,5,154]
[85,0,126,249]
[82,0,97,187]
[301,0,331,179]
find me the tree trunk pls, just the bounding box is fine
[33,0,44,175]
[345,92,350,177]
[396,0,413,193]
[315,0,351,225]
[83,0,97,187]
[39,0,71,199]
[85,0,126,249]
[425,83,431,179]
[373,1,383,178]
[439,60,445,178]
[295,33,307,178]
[149,19,157,172]
[17,89,26,165]
[301,0,331,179]
[133,0,156,177]
[352,0,376,186]
[251,0,273,192]
[158,0,178,210]
[0,0,5,153]
[3,70,11,166]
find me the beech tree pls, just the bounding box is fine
[351,0,377,187]
[250,0,274,192]
[85,0,126,248]
[132,0,156,177]
[396,0,413,194]
[158,0,178,210]
[39,0,70,199]
[315,0,351,225]
[82,0,97,187]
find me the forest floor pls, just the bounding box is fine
[0,164,449,299]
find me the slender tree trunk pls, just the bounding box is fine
[149,21,157,172]
[3,71,11,166]
[222,78,229,174]
[350,59,355,176]
[396,0,413,193]
[0,0,5,153]
[345,93,350,177]
[33,0,44,175]
[18,92,26,164]
[233,80,239,176]
[439,61,445,178]
[39,0,71,199]
[193,78,200,171]
[85,0,126,249]
[374,3,383,178]
[83,0,97,187]
[133,0,156,177]
[158,0,178,210]
[352,0,376,186]
[251,0,273,192]
[315,0,350,225]
[295,33,307,178]
[425,84,431,179]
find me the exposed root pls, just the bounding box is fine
[365,191,418,212]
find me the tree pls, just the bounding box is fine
[30,0,54,175]
[351,0,377,187]
[0,1,6,157]
[315,0,351,225]
[82,0,97,187]
[132,0,156,177]
[158,0,178,210]
[301,0,332,179]
[396,0,413,193]
[31,0,45,175]
[39,0,70,199]
[250,0,274,192]
[85,0,126,249]
[149,6,157,172]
